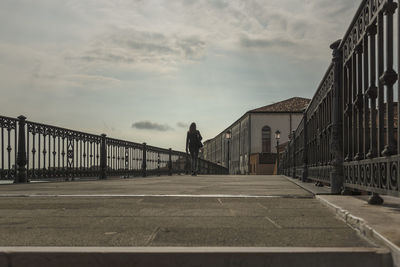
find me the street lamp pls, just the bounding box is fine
[275,130,281,174]
[225,130,231,173]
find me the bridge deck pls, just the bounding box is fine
[0,175,372,247]
[0,175,311,197]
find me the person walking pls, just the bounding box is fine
[186,122,203,176]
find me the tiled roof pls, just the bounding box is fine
[249,97,311,113]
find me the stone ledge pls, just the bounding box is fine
[0,247,392,267]
[317,195,400,267]
[284,176,332,195]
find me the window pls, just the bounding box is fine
[262,126,271,153]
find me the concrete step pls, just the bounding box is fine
[0,247,393,267]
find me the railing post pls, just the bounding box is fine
[99,134,107,180]
[168,148,172,176]
[302,112,308,182]
[330,40,344,194]
[15,115,27,183]
[142,143,147,177]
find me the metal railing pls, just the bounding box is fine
[280,0,400,199]
[0,115,228,183]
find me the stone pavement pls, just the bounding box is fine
[0,175,311,197]
[286,176,400,266]
[0,175,372,247]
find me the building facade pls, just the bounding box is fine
[202,97,310,174]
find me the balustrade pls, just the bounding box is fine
[0,115,227,183]
[280,0,400,198]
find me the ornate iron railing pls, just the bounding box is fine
[280,0,400,199]
[0,116,18,180]
[0,115,227,183]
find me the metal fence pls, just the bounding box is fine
[280,0,400,199]
[0,115,228,183]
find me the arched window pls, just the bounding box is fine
[262,126,271,153]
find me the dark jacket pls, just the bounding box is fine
[186,130,202,153]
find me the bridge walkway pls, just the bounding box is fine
[0,175,397,266]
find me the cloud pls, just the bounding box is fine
[176,122,188,128]
[240,35,296,49]
[306,0,356,19]
[0,0,362,151]
[132,121,173,131]
[74,28,207,69]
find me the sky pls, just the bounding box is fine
[0,0,359,151]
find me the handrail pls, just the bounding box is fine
[279,0,400,201]
[0,115,228,183]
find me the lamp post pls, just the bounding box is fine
[275,130,281,174]
[225,130,232,173]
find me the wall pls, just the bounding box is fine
[227,115,250,174]
[202,140,211,161]
[202,112,303,175]
[215,134,223,165]
[250,113,303,154]
[231,123,240,173]
[239,117,249,174]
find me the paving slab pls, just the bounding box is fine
[317,194,400,266]
[0,196,372,247]
[282,175,400,266]
[0,175,373,248]
[317,195,400,247]
[0,175,312,197]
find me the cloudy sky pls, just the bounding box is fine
[0,0,358,150]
